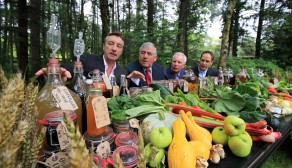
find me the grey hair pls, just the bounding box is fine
[172,52,187,64]
[139,42,157,56]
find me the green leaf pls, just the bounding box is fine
[212,92,246,113]
[240,111,265,123]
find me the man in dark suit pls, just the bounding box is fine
[126,42,164,87]
[164,52,187,80]
[192,51,219,77]
[36,32,127,86]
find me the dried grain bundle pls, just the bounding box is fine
[0,72,24,148]
[0,120,28,167]
[0,67,8,90]
[63,116,95,168]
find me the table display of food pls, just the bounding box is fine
[1,14,292,168]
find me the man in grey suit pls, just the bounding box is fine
[126,42,164,87]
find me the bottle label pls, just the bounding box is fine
[112,85,120,96]
[183,80,188,92]
[57,123,71,150]
[92,96,111,128]
[95,141,111,159]
[45,152,70,168]
[102,75,112,90]
[169,82,174,93]
[52,86,78,110]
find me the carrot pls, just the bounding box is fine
[278,92,292,99]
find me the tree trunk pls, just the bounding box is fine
[177,0,190,54]
[30,0,41,76]
[111,0,115,31]
[116,0,120,31]
[17,0,28,76]
[100,0,110,41]
[219,0,237,68]
[255,0,265,58]
[232,3,240,57]
[147,0,154,37]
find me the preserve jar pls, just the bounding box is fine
[112,119,134,133]
[111,145,139,168]
[115,131,139,148]
[84,126,116,152]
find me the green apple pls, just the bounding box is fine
[149,127,172,148]
[211,126,229,146]
[144,143,165,167]
[228,133,253,157]
[224,115,246,136]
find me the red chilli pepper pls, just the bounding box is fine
[267,86,278,94]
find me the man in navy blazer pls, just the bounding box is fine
[36,32,127,86]
[164,52,187,80]
[192,51,219,77]
[126,42,164,87]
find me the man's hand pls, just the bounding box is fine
[35,68,72,82]
[127,71,146,81]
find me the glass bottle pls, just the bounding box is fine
[69,61,87,133]
[35,58,83,132]
[91,69,110,98]
[110,75,119,97]
[119,74,128,96]
[86,88,107,136]
[218,67,224,86]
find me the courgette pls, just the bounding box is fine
[150,83,174,98]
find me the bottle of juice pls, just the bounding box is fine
[35,58,83,133]
[91,69,111,98]
[86,88,107,136]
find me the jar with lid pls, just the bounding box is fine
[114,131,139,148]
[112,119,134,133]
[86,88,107,136]
[84,126,116,152]
[37,110,77,159]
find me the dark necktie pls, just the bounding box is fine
[145,68,151,85]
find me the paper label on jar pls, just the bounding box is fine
[112,85,120,96]
[92,96,111,128]
[52,86,78,110]
[45,152,70,168]
[129,118,139,128]
[96,141,111,159]
[102,75,112,90]
[57,123,71,150]
[183,80,188,92]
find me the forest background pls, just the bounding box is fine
[0,0,291,80]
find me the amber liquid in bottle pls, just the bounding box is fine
[35,58,83,133]
[86,88,107,136]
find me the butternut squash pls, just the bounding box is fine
[168,119,197,168]
[186,111,212,142]
[179,110,212,149]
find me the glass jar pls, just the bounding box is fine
[114,131,139,148]
[84,126,116,152]
[86,88,107,136]
[129,87,142,98]
[112,145,138,168]
[112,119,134,133]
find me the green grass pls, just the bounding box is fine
[262,137,292,168]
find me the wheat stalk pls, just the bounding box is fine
[0,67,8,90]
[63,115,94,168]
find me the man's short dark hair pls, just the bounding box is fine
[104,32,124,42]
[200,51,215,61]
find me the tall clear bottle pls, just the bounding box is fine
[119,74,128,96]
[69,61,87,133]
[35,58,83,133]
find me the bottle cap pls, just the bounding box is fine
[74,61,83,65]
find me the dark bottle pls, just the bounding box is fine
[69,61,87,133]
[119,74,128,96]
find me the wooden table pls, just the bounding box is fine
[209,115,292,168]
